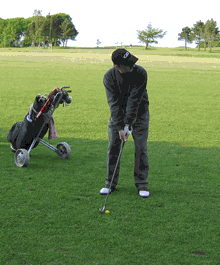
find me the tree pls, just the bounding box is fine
[0,18,6,45]
[2,17,29,47]
[49,14,65,46]
[27,20,36,46]
[192,20,205,51]
[39,14,51,47]
[67,23,78,43]
[27,10,50,47]
[3,19,17,47]
[33,9,43,46]
[2,25,10,47]
[0,18,22,47]
[60,18,78,47]
[203,19,219,52]
[212,35,220,47]
[2,12,79,48]
[21,17,34,47]
[35,16,47,46]
[178,26,194,50]
[12,17,26,47]
[26,10,42,47]
[60,19,71,47]
[137,23,167,49]
[58,13,72,24]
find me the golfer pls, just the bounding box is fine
[100,49,150,198]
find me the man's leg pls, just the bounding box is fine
[132,124,149,191]
[105,126,122,188]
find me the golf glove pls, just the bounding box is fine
[119,124,133,142]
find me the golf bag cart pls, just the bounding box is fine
[7,87,72,167]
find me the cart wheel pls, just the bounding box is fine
[15,149,30,167]
[56,142,71,159]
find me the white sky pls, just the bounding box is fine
[1,0,220,48]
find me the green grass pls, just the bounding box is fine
[1,46,220,58]
[0,48,220,264]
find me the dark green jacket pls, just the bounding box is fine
[103,65,149,130]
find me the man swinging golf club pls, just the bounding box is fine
[100,48,150,198]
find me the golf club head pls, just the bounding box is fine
[99,208,105,214]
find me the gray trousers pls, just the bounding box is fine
[106,112,149,191]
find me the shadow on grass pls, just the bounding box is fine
[0,131,220,264]
[1,129,220,191]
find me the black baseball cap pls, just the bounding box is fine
[112,49,138,67]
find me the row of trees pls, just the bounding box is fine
[1,12,219,51]
[137,19,220,51]
[178,19,220,51]
[0,10,79,48]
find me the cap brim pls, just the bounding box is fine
[127,55,138,66]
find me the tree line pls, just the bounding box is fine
[0,10,79,48]
[137,19,220,52]
[1,12,219,51]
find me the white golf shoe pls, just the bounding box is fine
[100,184,118,195]
[139,188,150,198]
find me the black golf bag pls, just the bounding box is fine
[7,87,72,167]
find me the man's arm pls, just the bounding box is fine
[124,70,148,127]
[103,75,124,129]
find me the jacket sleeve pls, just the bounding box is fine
[103,75,124,129]
[124,70,148,126]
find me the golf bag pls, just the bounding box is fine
[7,87,72,167]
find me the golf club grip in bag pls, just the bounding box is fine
[36,98,51,119]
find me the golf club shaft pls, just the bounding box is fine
[102,140,125,210]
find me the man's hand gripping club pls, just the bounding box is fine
[119,124,133,142]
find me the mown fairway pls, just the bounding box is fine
[0,47,220,264]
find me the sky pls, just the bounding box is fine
[1,0,220,48]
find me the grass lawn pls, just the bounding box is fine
[0,47,220,264]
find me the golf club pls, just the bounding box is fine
[99,140,125,214]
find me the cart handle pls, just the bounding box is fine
[61,86,72,93]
